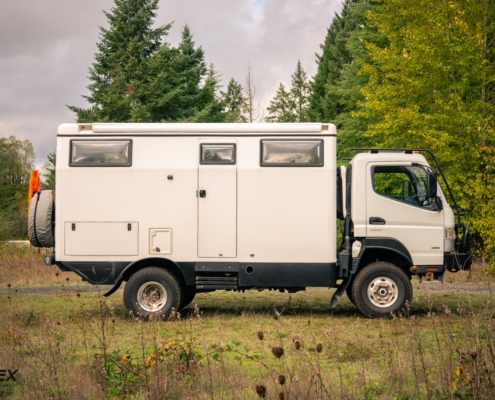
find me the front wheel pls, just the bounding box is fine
[352,261,412,318]
[124,267,182,320]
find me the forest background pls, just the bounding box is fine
[1,0,494,270]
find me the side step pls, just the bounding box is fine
[195,275,238,290]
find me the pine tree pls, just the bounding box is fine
[169,25,208,121]
[306,0,358,123]
[266,83,296,122]
[68,0,171,122]
[306,0,381,159]
[191,63,227,122]
[41,152,56,189]
[266,61,309,123]
[222,78,247,122]
[290,60,310,122]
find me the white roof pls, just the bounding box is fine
[58,123,336,135]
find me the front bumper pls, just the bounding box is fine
[444,251,472,272]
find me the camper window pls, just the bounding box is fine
[200,144,236,164]
[70,140,132,167]
[260,140,323,167]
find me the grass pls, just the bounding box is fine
[0,243,79,287]
[1,246,495,399]
[1,283,495,399]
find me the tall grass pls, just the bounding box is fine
[0,243,72,287]
[1,249,495,398]
[1,282,494,399]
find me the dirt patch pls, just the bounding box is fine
[0,284,116,295]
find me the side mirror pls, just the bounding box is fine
[427,170,438,199]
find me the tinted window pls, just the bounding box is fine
[261,140,323,166]
[70,140,132,167]
[373,165,433,208]
[200,144,236,164]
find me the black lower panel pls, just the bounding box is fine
[238,262,336,288]
[59,262,130,284]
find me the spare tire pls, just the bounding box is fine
[29,190,55,248]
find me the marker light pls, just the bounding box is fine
[446,227,456,240]
[352,241,362,258]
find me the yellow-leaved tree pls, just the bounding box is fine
[357,0,495,265]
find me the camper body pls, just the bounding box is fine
[33,122,471,318]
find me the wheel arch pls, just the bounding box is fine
[120,257,191,286]
[356,237,413,277]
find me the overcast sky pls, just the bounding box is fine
[0,0,343,167]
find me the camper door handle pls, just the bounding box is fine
[369,217,386,225]
[199,190,206,198]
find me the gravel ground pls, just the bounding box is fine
[0,281,492,296]
[0,284,116,295]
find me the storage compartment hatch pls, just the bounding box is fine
[64,222,138,256]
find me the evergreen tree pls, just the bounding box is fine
[290,60,310,122]
[41,152,56,189]
[222,78,247,122]
[170,25,208,121]
[191,63,227,122]
[68,0,171,122]
[69,3,227,123]
[306,0,380,159]
[266,83,296,122]
[306,0,358,123]
[132,24,225,122]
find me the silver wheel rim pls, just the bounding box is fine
[137,281,167,312]
[367,277,398,308]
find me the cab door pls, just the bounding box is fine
[197,141,237,258]
[366,163,444,266]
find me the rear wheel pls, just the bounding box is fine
[352,261,412,318]
[124,267,181,320]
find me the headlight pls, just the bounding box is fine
[446,227,456,240]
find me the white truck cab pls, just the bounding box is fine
[29,123,471,319]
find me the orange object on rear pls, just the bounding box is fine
[28,170,40,208]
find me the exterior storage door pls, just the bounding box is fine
[198,141,237,258]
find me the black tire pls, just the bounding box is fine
[179,287,196,311]
[123,267,181,321]
[28,190,55,248]
[345,282,355,305]
[352,261,412,318]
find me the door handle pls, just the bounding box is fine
[369,217,386,225]
[199,190,206,198]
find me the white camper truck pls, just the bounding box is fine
[29,122,471,319]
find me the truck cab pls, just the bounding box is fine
[335,149,471,317]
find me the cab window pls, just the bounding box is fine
[373,165,433,208]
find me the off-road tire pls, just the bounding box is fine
[179,287,196,311]
[352,261,412,318]
[346,282,355,305]
[124,267,181,321]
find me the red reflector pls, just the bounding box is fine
[426,267,438,272]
